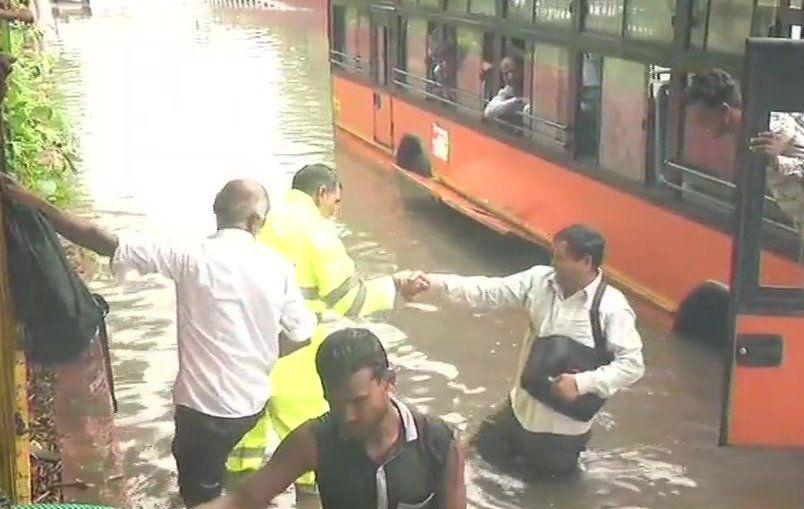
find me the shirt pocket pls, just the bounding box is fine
[398,492,435,509]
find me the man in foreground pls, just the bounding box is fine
[203,327,465,509]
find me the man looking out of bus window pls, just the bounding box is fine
[412,224,645,477]
[687,68,804,259]
[200,328,466,509]
[484,54,528,127]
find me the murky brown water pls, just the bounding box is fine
[47,0,804,508]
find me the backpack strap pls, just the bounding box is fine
[589,278,611,363]
[93,294,117,413]
[411,411,452,495]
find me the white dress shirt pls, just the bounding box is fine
[111,228,317,418]
[429,266,644,435]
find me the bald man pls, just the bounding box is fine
[0,176,317,507]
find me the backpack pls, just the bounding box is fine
[3,199,104,365]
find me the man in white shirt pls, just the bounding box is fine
[419,224,644,477]
[0,176,317,507]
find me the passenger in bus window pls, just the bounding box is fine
[687,69,804,257]
[483,55,528,127]
[752,111,804,261]
[427,30,457,104]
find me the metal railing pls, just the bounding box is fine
[661,160,799,235]
[329,50,367,75]
[392,68,569,147]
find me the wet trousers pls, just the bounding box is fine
[172,404,263,508]
[473,400,592,478]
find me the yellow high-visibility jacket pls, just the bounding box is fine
[227,190,397,478]
[258,189,397,318]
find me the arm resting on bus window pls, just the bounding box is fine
[0,174,118,256]
[439,441,467,509]
[197,422,318,509]
[425,266,549,312]
[573,303,645,399]
[484,87,525,120]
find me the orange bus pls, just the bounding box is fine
[327,1,804,447]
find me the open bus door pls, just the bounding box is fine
[721,39,804,448]
[370,4,395,149]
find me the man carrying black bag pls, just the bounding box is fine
[417,224,644,477]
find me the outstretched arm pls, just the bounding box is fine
[1,174,118,256]
[197,421,318,509]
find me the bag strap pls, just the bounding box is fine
[589,278,609,361]
[93,294,118,413]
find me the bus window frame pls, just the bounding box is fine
[731,38,804,315]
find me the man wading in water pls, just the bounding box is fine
[200,327,466,509]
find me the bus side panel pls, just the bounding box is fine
[729,314,804,447]
[333,75,375,145]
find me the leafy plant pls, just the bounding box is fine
[3,18,79,206]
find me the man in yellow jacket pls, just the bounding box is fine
[226,164,423,491]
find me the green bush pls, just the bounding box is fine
[3,21,79,206]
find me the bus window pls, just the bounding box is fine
[535,0,572,25]
[625,0,675,42]
[470,0,497,16]
[484,38,530,134]
[690,0,754,53]
[585,0,624,35]
[402,18,430,95]
[506,0,534,21]
[752,0,779,38]
[345,6,370,74]
[531,43,570,147]
[420,0,443,9]
[759,111,804,287]
[447,0,470,13]
[576,53,603,162]
[331,5,347,66]
[455,27,487,114]
[427,24,459,105]
[599,58,649,182]
[331,6,369,74]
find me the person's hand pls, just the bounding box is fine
[0,173,42,208]
[750,131,793,160]
[551,374,580,403]
[393,270,430,301]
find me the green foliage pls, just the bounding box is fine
[3,21,79,206]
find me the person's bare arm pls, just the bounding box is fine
[1,174,118,256]
[439,440,466,509]
[197,421,318,509]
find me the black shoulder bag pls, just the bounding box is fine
[519,279,612,422]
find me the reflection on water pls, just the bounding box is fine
[49,0,804,508]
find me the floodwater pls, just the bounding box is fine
[45,0,804,508]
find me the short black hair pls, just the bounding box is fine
[554,224,606,268]
[316,328,390,391]
[687,68,742,108]
[291,164,341,198]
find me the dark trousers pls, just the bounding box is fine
[172,405,263,508]
[473,400,591,478]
